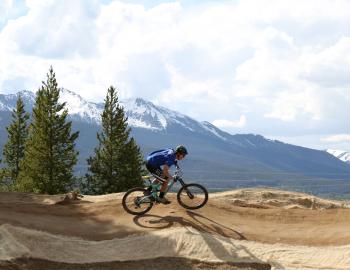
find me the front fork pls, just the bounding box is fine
[177,178,194,199]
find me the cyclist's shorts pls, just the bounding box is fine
[146,162,163,178]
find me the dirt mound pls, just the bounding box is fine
[0,257,270,270]
[0,191,117,205]
[1,189,350,246]
[1,224,350,270]
[0,224,266,264]
[211,188,350,209]
[0,192,64,205]
[1,189,350,269]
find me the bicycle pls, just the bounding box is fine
[122,164,208,215]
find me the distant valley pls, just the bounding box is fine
[1,90,350,198]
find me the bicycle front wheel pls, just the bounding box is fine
[122,187,154,215]
[177,183,208,210]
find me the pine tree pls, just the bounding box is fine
[2,94,30,185]
[17,67,79,194]
[0,159,10,191]
[85,86,143,194]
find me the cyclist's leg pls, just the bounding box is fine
[156,167,170,203]
[159,176,169,194]
[145,163,170,204]
[146,163,163,181]
[145,163,163,192]
[158,182,171,204]
[153,167,170,196]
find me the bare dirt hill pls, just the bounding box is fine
[1,188,350,270]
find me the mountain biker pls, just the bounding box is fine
[145,145,188,204]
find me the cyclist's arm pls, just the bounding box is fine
[162,165,173,180]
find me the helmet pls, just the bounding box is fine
[175,145,188,156]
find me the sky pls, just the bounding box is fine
[1,0,350,151]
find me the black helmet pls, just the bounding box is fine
[175,145,188,155]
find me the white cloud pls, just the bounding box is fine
[96,1,183,56]
[1,0,350,150]
[0,0,100,57]
[158,65,224,102]
[300,37,350,87]
[213,116,246,128]
[263,88,322,121]
[321,134,350,143]
[0,0,14,25]
[0,0,12,14]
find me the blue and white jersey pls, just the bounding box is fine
[146,148,176,168]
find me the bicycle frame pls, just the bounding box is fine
[143,165,186,200]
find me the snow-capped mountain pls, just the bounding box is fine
[59,89,103,124]
[326,149,350,164]
[0,89,104,125]
[0,90,35,111]
[1,89,350,196]
[0,89,232,141]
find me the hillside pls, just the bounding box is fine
[1,188,350,269]
[1,90,350,198]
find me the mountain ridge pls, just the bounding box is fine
[1,89,350,197]
[0,89,231,141]
[327,149,350,164]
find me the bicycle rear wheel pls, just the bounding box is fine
[122,187,154,215]
[177,183,208,210]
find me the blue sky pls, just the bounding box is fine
[1,0,350,151]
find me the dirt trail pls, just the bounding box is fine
[1,189,350,246]
[0,257,270,270]
[1,189,350,270]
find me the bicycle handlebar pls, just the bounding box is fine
[174,164,183,178]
